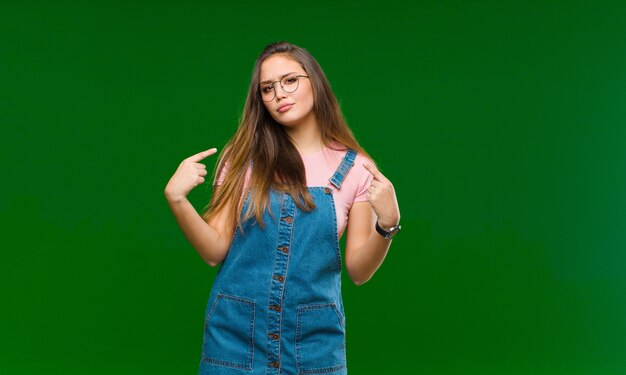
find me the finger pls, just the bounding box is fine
[363,162,385,181]
[197,169,208,177]
[195,163,207,169]
[188,148,218,163]
[369,179,381,189]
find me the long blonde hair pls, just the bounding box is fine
[200,41,374,235]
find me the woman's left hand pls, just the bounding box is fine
[363,162,400,229]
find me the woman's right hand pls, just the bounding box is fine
[164,147,218,203]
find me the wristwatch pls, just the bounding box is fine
[375,221,401,240]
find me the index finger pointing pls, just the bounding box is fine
[188,147,218,162]
[363,162,384,180]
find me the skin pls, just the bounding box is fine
[164,54,400,285]
[260,54,322,154]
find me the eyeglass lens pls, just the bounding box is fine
[260,74,301,101]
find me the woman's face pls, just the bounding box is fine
[259,54,315,128]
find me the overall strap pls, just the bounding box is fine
[328,148,357,190]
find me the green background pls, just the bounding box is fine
[2,0,625,374]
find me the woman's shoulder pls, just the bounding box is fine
[319,142,375,171]
[350,152,374,183]
[329,144,374,189]
[341,150,374,203]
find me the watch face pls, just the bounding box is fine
[388,225,401,238]
[376,222,400,239]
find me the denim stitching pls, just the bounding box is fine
[324,188,347,366]
[328,149,357,189]
[324,191,342,271]
[278,194,296,373]
[295,302,347,374]
[295,306,302,371]
[266,191,282,373]
[202,292,256,370]
[265,192,295,373]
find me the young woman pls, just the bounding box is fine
[164,41,401,374]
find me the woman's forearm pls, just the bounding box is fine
[165,195,229,267]
[347,231,393,285]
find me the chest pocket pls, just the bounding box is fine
[295,302,347,373]
[201,293,255,370]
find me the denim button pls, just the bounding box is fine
[268,333,279,340]
[282,216,293,223]
[269,305,281,312]
[277,246,289,254]
[324,187,332,194]
[269,361,279,368]
[273,275,285,282]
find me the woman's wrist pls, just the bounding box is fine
[377,217,400,231]
[165,190,188,204]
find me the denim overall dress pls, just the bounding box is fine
[198,149,358,375]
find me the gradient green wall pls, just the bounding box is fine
[2,1,625,374]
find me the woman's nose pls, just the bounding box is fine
[274,83,288,100]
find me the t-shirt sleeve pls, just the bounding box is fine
[214,160,229,185]
[353,157,374,203]
[214,160,252,188]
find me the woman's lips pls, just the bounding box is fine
[278,104,293,113]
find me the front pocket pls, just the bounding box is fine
[295,302,346,374]
[202,293,255,370]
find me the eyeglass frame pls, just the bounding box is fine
[258,74,310,102]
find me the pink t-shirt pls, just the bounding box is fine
[214,146,374,240]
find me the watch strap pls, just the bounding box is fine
[375,221,400,239]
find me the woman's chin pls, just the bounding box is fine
[276,117,301,128]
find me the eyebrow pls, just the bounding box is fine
[260,72,297,85]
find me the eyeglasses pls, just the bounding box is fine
[259,74,310,102]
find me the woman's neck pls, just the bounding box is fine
[285,118,324,155]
